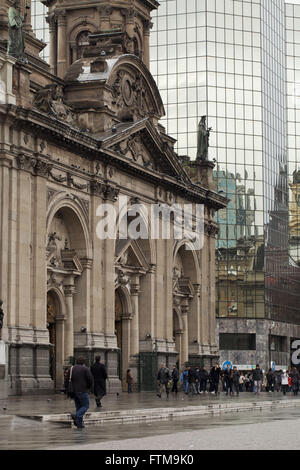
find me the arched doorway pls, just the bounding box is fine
[47,292,58,384]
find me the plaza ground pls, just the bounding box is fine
[1,391,300,450]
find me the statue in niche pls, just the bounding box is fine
[47,232,62,267]
[7,0,30,61]
[196,116,212,161]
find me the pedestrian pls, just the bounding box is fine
[188,366,197,395]
[209,363,221,394]
[157,363,171,398]
[252,364,263,395]
[232,367,240,396]
[199,366,209,394]
[171,365,179,394]
[223,364,233,396]
[281,370,289,395]
[181,367,189,394]
[290,367,300,396]
[239,373,245,392]
[126,369,133,393]
[90,355,108,407]
[266,369,275,393]
[194,367,201,394]
[65,356,94,429]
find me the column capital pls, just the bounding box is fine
[57,10,67,26]
[63,285,76,297]
[121,312,132,321]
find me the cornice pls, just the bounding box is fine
[1,104,227,210]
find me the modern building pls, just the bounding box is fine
[29,0,300,372]
[0,0,226,396]
[149,0,300,372]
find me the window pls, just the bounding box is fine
[219,333,256,350]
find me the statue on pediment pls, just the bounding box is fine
[197,116,212,161]
[7,0,30,61]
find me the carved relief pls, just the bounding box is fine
[34,84,78,127]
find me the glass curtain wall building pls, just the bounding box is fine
[150,0,300,371]
[31,0,300,370]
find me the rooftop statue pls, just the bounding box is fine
[7,0,30,61]
[197,115,212,162]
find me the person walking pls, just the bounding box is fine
[90,356,108,407]
[281,370,289,396]
[194,367,201,394]
[188,366,197,395]
[232,367,240,396]
[199,367,209,394]
[171,365,179,394]
[65,356,94,429]
[290,367,300,396]
[181,367,189,394]
[209,363,221,394]
[239,373,245,392]
[126,369,133,393]
[252,364,263,395]
[157,363,171,398]
[223,364,234,396]
[266,369,275,393]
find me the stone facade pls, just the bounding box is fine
[0,0,227,395]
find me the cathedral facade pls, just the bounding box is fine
[0,0,227,395]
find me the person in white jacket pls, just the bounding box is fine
[281,370,289,396]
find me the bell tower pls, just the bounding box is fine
[43,0,158,78]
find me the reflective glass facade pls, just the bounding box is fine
[31,0,49,62]
[150,0,300,324]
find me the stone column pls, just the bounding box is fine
[55,315,65,389]
[63,280,75,364]
[57,11,67,79]
[130,278,140,358]
[143,21,153,69]
[46,15,57,75]
[121,313,132,390]
[175,329,183,368]
[181,303,189,366]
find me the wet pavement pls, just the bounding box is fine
[1,391,300,449]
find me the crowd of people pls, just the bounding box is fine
[63,357,300,429]
[156,363,300,398]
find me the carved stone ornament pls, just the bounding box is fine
[90,180,119,201]
[16,154,53,177]
[34,84,78,127]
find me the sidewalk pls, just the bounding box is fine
[1,391,300,426]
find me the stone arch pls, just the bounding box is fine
[47,195,92,260]
[173,240,201,365]
[173,240,201,283]
[69,22,98,63]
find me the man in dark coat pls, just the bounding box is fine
[209,363,221,394]
[199,367,209,393]
[65,356,94,429]
[171,365,179,394]
[90,356,108,407]
[157,363,171,398]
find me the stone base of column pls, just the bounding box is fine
[188,353,220,369]
[8,343,54,396]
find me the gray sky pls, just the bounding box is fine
[286,0,300,3]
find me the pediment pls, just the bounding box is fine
[101,119,191,181]
[107,55,165,122]
[115,239,149,272]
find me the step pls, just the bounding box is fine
[18,398,300,427]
